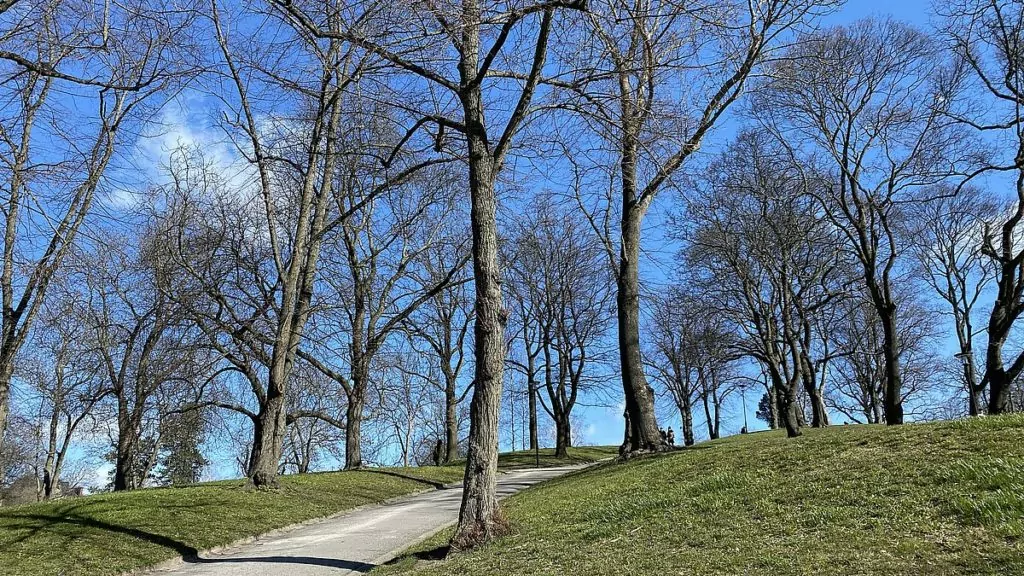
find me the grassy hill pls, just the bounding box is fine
[0,447,615,576]
[378,416,1024,576]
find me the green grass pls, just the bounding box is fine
[376,417,1024,576]
[0,446,615,576]
[493,445,618,469]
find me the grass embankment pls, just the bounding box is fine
[0,447,613,576]
[379,416,1024,576]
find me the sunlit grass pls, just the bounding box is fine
[377,416,1024,576]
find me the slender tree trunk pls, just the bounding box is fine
[0,357,11,447]
[879,308,904,424]
[452,80,507,548]
[681,401,694,446]
[701,389,715,440]
[445,380,459,463]
[617,210,661,452]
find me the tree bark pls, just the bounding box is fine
[879,306,904,424]
[345,393,364,469]
[248,390,287,488]
[555,417,571,457]
[617,211,661,451]
[776,383,802,438]
[681,401,695,446]
[0,357,11,447]
[451,41,507,544]
[445,379,459,463]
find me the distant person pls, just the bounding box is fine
[667,427,675,446]
[659,428,668,444]
[741,426,748,435]
[432,439,443,467]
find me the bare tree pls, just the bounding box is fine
[942,0,1024,414]
[910,189,997,415]
[299,156,464,470]
[757,18,972,424]
[0,0,194,446]
[18,283,105,498]
[270,0,588,546]
[682,131,846,437]
[505,198,612,457]
[79,235,208,491]
[542,0,835,452]
[403,242,474,463]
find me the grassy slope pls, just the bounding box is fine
[0,447,613,576]
[378,416,1024,576]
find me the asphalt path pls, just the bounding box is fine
[149,464,586,576]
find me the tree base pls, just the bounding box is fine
[249,471,280,490]
[449,508,510,552]
[616,443,677,461]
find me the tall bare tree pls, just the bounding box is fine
[506,198,612,457]
[546,0,835,451]
[757,18,972,424]
[0,0,194,446]
[271,0,586,545]
[910,189,997,415]
[299,162,464,470]
[943,0,1024,414]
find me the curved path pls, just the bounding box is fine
[148,464,586,576]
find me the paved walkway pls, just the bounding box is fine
[149,465,585,576]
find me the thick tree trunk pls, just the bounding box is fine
[776,384,802,438]
[617,210,661,452]
[554,415,571,458]
[248,390,287,487]
[989,371,1013,414]
[345,395,364,469]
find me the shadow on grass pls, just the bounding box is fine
[361,469,453,490]
[5,507,200,558]
[382,544,451,568]
[7,507,378,573]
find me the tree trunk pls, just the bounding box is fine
[0,356,13,450]
[113,434,133,491]
[554,415,571,458]
[445,381,459,463]
[776,384,802,438]
[879,308,904,424]
[451,85,507,548]
[681,401,695,446]
[345,394,364,469]
[248,390,287,487]
[989,370,1013,414]
[617,210,661,452]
